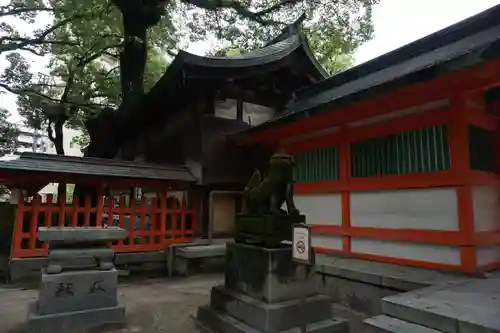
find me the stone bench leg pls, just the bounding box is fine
[173,257,199,276]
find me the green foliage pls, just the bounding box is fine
[0,107,18,195]
[0,108,18,157]
[177,0,378,74]
[1,0,378,153]
[1,0,174,152]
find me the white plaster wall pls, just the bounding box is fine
[294,194,342,225]
[311,234,343,250]
[476,245,500,267]
[350,188,458,230]
[351,238,461,265]
[473,186,500,232]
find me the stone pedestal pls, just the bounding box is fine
[26,227,127,333]
[196,243,348,333]
[235,214,305,248]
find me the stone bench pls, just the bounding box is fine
[173,242,229,276]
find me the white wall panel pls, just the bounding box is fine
[311,234,343,250]
[351,238,461,265]
[350,188,458,230]
[295,194,342,225]
[473,186,500,232]
[476,245,500,267]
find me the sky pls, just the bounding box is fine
[1,0,500,123]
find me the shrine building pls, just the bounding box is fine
[2,6,500,276]
[84,5,500,274]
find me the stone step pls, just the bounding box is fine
[381,280,500,333]
[363,315,443,333]
[210,286,332,332]
[196,305,349,333]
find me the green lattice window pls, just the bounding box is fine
[351,125,451,178]
[469,125,495,172]
[294,146,340,182]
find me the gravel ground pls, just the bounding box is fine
[0,274,223,333]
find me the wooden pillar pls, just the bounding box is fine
[449,95,476,273]
[339,125,351,253]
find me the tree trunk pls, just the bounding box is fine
[120,14,148,106]
[52,119,67,203]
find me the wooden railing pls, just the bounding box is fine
[12,191,198,258]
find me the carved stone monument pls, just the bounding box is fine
[196,151,348,332]
[26,227,127,333]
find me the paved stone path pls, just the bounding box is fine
[0,274,223,333]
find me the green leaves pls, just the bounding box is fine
[176,0,379,74]
[1,0,379,155]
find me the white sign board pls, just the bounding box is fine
[292,223,312,264]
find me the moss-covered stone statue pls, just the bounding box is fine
[235,149,305,247]
[244,150,300,215]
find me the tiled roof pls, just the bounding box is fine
[0,153,195,182]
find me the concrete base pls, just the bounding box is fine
[225,243,316,303]
[209,285,333,332]
[197,305,348,333]
[38,268,118,315]
[26,302,125,333]
[197,244,347,333]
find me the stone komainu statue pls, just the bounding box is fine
[244,151,299,215]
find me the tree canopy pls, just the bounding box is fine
[0,107,18,157]
[0,107,19,195]
[1,0,379,155]
[1,0,173,154]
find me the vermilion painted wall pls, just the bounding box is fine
[239,59,500,273]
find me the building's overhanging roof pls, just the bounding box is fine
[86,20,326,159]
[143,30,326,104]
[231,4,500,140]
[0,153,195,183]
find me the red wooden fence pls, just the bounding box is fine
[11,191,198,258]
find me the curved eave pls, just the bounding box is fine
[175,33,326,81]
[296,30,329,79]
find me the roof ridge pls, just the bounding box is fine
[293,3,500,100]
[19,153,189,171]
[265,13,307,47]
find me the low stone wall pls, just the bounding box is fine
[313,254,466,333]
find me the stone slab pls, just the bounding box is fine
[176,244,227,258]
[37,268,118,315]
[197,305,349,333]
[26,301,125,333]
[47,247,115,273]
[210,285,332,332]
[225,243,316,303]
[363,315,443,333]
[381,277,500,333]
[38,227,126,242]
[48,247,114,260]
[315,254,467,292]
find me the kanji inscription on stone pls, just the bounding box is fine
[55,282,74,297]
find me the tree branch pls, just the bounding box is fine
[0,82,106,110]
[182,0,292,26]
[0,6,54,18]
[0,7,111,55]
[104,65,120,77]
[254,0,303,16]
[47,120,56,143]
